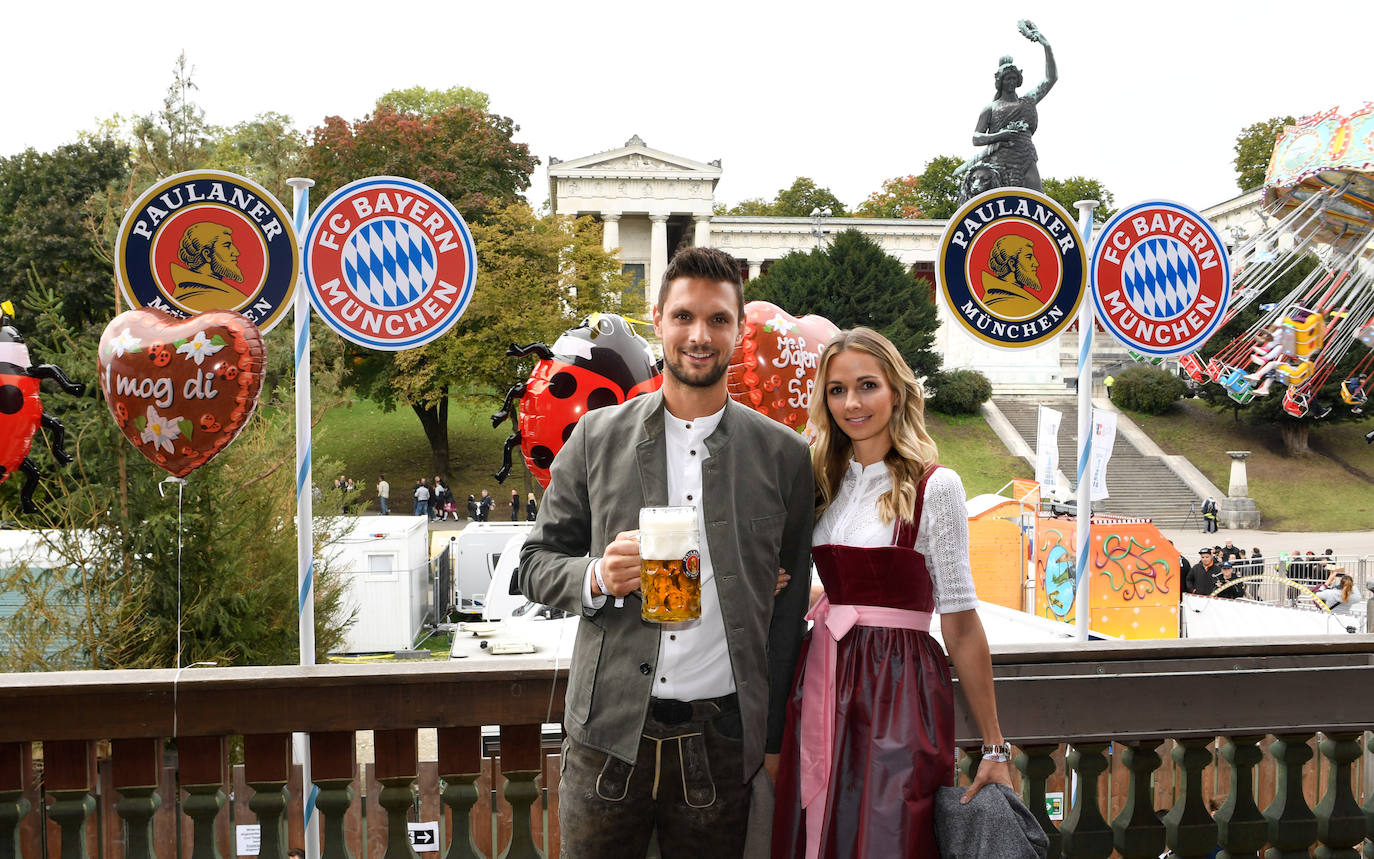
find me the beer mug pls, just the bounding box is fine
[639,506,701,622]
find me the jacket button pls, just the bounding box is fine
[639,662,651,675]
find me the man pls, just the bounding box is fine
[1220,540,1243,564]
[1201,496,1218,533]
[477,489,493,521]
[413,478,430,518]
[520,246,813,858]
[1187,548,1220,595]
[979,235,1044,318]
[170,222,248,312]
[1214,562,1240,599]
[376,473,390,515]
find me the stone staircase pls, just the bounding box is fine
[993,397,1203,529]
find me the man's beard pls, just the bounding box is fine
[664,348,730,389]
[209,250,244,283]
[1014,261,1040,291]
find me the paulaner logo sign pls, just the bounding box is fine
[115,170,298,333]
[1089,200,1231,356]
[938,189,1086,350]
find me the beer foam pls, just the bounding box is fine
[639,506,698,559]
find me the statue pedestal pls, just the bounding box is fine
[1219,496,1261,529]
[1221,451,1261,528]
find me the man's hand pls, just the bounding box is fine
[597,530,643,598]
[764,753,780,783]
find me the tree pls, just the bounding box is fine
[0,287,352,670]
[1233,116,1294,192]
[772,176,848,217]
[304,102,536,223]
[745,229,941,380]
[208,111,305,205]
[716,198,778,216]
[378,84,490,115]
[0,136,129,328]
[910,155,964,220]
[1042,175,1116,220]
[856,175,922,219]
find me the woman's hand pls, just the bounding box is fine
[961,758,1015,803]
[774,568,791,596]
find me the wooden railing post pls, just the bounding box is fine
[1016,744,1061,857]
[1060,742,1112,858]
[112,738,164,859]
[498,725,544,859]
[1264,732,1317,859]
[374,728,419,859]
[1314,731,1366,858]
[1112,739,1164,859]
[1215,735,1266,859]
[178,736,228,859]
[437,726,485,859]
[1164,737,1217,859]
[0,743,31,859]
[245,734,292,859]
[311,731,358,859]
[42,739,95,859]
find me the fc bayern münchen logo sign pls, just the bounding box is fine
[937,189,1086,350]
[303,176,476,351]
[115,170,298,333]
[1089,200,1231,356]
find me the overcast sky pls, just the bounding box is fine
[6,0,1369,216]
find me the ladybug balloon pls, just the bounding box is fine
[0,302,86,514]
[492,313,663,487]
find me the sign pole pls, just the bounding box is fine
[1072,199,1099,642]
[287,176,321,859]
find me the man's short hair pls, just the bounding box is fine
[657,246,744,318]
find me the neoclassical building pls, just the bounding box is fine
[549,136,1262,393]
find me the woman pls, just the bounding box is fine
[432,476,449,521]
[772,328,1012,859]
[526,492,538,521]
[1314,568,1355,610]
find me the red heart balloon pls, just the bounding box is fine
[727,301,839,433]
[97,309,265,477]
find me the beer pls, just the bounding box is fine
[639,506,701,622]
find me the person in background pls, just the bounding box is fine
[478,489,493,521]
[467,494,478,520]
[413,478,430,518]
[433,476,451,521]
[1314,567,1355,611]
[376,473,390,515]
[1201,497,1218,533]
[511,489,521,521]
[526,491,538,521]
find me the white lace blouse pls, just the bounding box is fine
[812,460,979,614]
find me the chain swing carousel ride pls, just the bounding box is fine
[1174,104,1374,431]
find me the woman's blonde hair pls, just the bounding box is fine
[809,327,939,525]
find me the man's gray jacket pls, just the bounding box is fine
[519,390,814,782]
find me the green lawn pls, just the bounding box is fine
[926,412,1033,497]
[1124,400,1374,531]
[312,398,1031,512]
[314,397,538,517]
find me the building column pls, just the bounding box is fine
[649,214,669,299]
[693,215,711,247]
[747,260,763,281]
[601,212,621,254]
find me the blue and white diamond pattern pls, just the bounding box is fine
[341,218,437,308]
[1122,236,1200,320]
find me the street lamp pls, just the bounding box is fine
[810,206,832,247]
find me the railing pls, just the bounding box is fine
[1,636,1372,857]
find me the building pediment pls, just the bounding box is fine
[549,135,722,180]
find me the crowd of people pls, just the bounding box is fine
[362,473,540,523]
[1182,540,1361,610]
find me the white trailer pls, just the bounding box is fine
[331,516,432,654]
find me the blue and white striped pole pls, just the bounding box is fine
[1072,199,1099,642]
[287,176,321,858]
